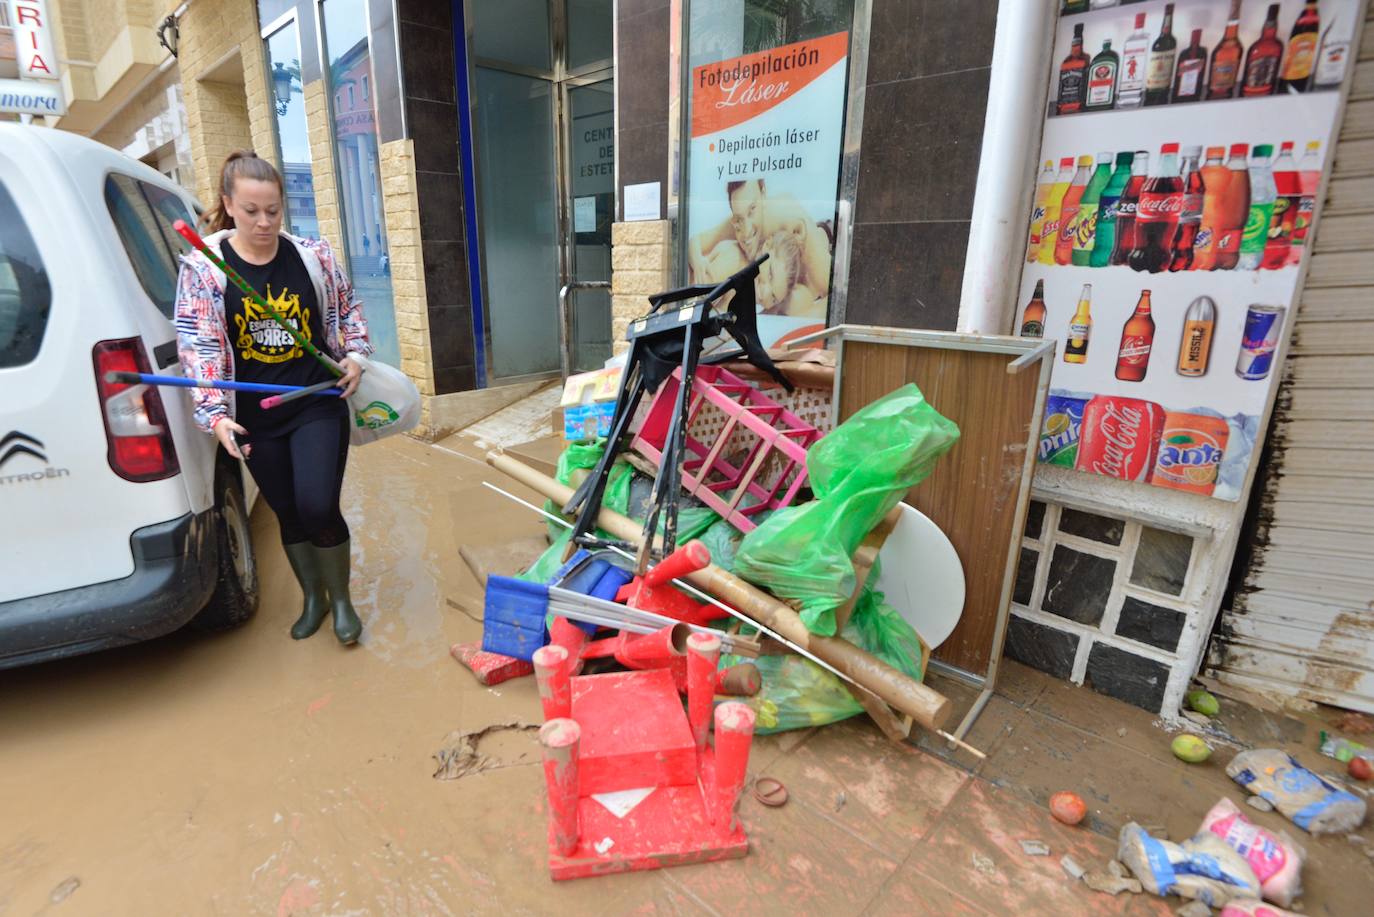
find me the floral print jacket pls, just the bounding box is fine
[173,230,372,433]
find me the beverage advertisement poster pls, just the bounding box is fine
[685,31,849,350]
[1019,0,1359,501]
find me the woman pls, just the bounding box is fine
[174,150,371,644]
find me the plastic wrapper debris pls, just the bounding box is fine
[1220,900,1302,917]
[1226,748,1367,834]
[1117,822,1261,908]
[733,384,960,636]
[1319,731,1374,764]
[1199,798,1306,907]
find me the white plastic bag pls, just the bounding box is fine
[1199,798,1306,907]
[345,354,420,445]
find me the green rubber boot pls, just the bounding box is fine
[317,540,362,645]
[283,541,329,639]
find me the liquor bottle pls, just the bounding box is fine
[1129,143,1183,274]
[1242,4,1284,97]
[1090,0,1119,8]
[1214,143,1251,270]
[1145,4,1178,106]
[1085,40,1121,111]
[1026,159,1057,262]
[1063,1,1089,13]
[1168,146,1204,272]
[1064,285,1093,364]
[1071,152,1115,266]
[1208,0,1245,100]
[1279,0,1320,92]
[1312,12,1352,90]
[1239,144,1276,270]
[1287,140,1321,265]
[1116,290,1155,381]
[1110,150,1149,266]
[1058,24,1091,114]
[1192,146,1231,270]
[1118,13,1152,109]
[1020,280,1047,337]
[1177,295,1217,376]
[1055,155,1094,265]
[1089,152,1135,268]
[1262,142,1301,269]
[1038,157,1077,266]
[1172,29,1207,103]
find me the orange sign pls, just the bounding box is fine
[690,31,849,138]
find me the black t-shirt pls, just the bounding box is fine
[221,238,344,442]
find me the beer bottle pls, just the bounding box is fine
[1116,290,1155,382]
[1145,4,1178,107]
[1090,153,1135,268]
[1280,0,1320,93]
[1064,284,1093,364]
[1020,280,1047,338]
[1026,160,1056,262]
[1177,295,1216,376]
[1071,152,1115,267]
[1057,23,1091,115]
[1208,0,1244,100]
[1242,4,1284,97]
[1172,29,1208,103]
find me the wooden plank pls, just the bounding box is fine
[1333,138,1374,178]
[1278,419,1374,449]
[1282,387,1374,419]
[1340,99,1374,142]
[1311,213,1374,253]
[1265,525,1374,559]
[1295,286,1372,322]
[1272,473,1374,505]
[1287,354,1374,387]
[1270,499,1374,534]
[1304,250,1374,287]
[1250,546,1374,582]
[838,341,1038,676]
[1290,320,1374,354]
[1324,176,1374,215]
[1355,59,1374,100]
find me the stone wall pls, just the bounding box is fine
[610,220,672,354]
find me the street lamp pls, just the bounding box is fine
[272,63,293,116]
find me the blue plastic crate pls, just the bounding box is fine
[482,576,551,662]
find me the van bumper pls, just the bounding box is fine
[0,511,218,669]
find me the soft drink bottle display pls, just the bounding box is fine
[1262,142,1301,269]
[1242,4,1284,97]
[1054,155,1094,265]
[1239,144,1276,270]
[1172,28,1207,103]
[1214,143,1252,270]
[1115,290,1155,382]
[1280,0,1320,92]
[1288,140,1321,266]
[1071,152,1115,267]
[1064,284,1093,364]
[1110,151,1150,266]
[1118,13,1152,108]
[1209,0,1244,100]
[1129,143,1183,274]
[1191,146,1230,270]
[1020,280,1047,337]
[1089,152,1135,268]
[1169,146,1204,272]
[1038,157,1077,265]
[1145,4,1177,106]
[1026,159,1056,262]
[1177,295,1216,377]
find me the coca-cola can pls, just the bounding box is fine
[1074,395,1168,482]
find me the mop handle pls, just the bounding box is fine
[172,220,342,378]
[260,378,343,409]
[104,371,342,397]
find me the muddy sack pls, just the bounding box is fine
[1199,798,1306,907]
[1226,748,1367,835]
[1117,822,1260,908]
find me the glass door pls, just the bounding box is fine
[563,75,614,372]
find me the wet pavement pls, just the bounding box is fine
[0,433,1368,914]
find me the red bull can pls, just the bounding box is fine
[1236,304,1286,380]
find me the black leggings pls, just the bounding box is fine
[245,414,351,548]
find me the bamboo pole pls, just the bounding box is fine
[487,452,952,731]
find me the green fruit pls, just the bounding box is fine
[1172,734,1212,763]
[1186,690,1220,717]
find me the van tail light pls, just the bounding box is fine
[92,338,180,482]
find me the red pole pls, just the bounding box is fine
[686,631,721,754]
[533,644,571,721]
[539,718,582,857]
[710,702,756,830]
[547,616,589,675]
[644,540,711,587]
[615,622,689,670]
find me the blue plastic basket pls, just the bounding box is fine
[482,576,551,662]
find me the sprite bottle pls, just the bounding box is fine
[1089,152,1135,268]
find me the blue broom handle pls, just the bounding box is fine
[109,372,341,397]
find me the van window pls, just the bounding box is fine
[105,174,194,320]
[0,179,52,369]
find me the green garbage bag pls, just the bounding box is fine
[733,383,959,636]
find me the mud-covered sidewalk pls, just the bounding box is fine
[0,432,1369,914]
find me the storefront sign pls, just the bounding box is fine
[685,30,849,349]
[0,76,63,115]
[8,0,58,81]
[1017,0,1358,501]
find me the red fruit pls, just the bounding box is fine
[1049,791,1088,825]
[1349,757,1373,781]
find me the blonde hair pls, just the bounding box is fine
[202,150,284,234]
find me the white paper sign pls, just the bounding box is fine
[0,77,65,116]
[623,182,661,222]
[574,195,597,233]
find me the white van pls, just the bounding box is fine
[0,124,258,668]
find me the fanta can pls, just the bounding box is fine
[1153,413,1229,495]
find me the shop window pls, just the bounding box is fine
[264,19,317,240]
[475,0,551,70]
[1058,508,1125,546]
[1130,527,1193,596]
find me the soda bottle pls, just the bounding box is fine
[1085,40,1121,111]
[1208,0,1244,100]
[1064,284,1092,364]
[1071,152,1115,267]
[1054,155,1094,265]
[1172,29,1208,103]
[1128,143,1183,274]
[1038,157,1077,265]
[1116,290,1155,382]
[1145,4,1178,107]
[1110,150,1149,267]
[1191,146,1230,270]
[1177,295,1217,376]
[1262,142,1301,269]
[1020,280,1047,338]
[1169,146,1204,272]
[1288,140,1321,266]
[1214,143,1251,270]
[1279,0,1320,93]
[1089,152,1134,268]
[1242,4,1284,97]
[1026,159,1056,262]
[1058,23,1091,115]
[1118,13,1152,109]
[1239,144,1276,271]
